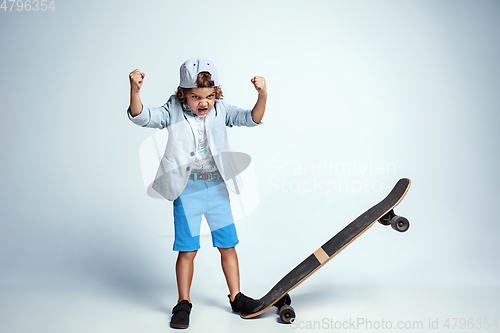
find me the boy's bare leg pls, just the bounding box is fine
[218,247,240,301]
[176,250,198,303]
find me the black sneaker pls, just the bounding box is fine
[229,292,262,313]
[170,300,192,329]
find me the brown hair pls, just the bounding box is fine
[176,72,223,103]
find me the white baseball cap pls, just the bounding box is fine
[179,57,220,88]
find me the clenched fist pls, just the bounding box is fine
[250,76,267,124]
[251,76,267,97]
[129,69,145,93]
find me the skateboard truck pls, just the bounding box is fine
[272,294,294,324]
[378,209,410,232]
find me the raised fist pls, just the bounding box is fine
[129,69,145,93]
[251,76,267,97]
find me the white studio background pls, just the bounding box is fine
[1,0,499,332]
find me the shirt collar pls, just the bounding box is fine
[182,102,197,118]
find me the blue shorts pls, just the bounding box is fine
[172,177,238,251]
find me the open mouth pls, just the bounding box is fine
[198,108,208,114]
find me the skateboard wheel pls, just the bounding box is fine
[279,305,295,324]
[391,215,410,232]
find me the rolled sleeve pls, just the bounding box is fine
[224,101,263,128]
[246,109,263,127]
[127,104,170,129]
[128,105,149,126]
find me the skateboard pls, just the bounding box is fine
[241,178,411,324]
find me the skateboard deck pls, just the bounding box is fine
[241,178,411,323]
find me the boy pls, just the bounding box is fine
[127,58,266,329]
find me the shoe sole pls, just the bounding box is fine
[170,323,189,329]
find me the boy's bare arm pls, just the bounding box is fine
[251,76,267,124]
[129,69,145,117]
